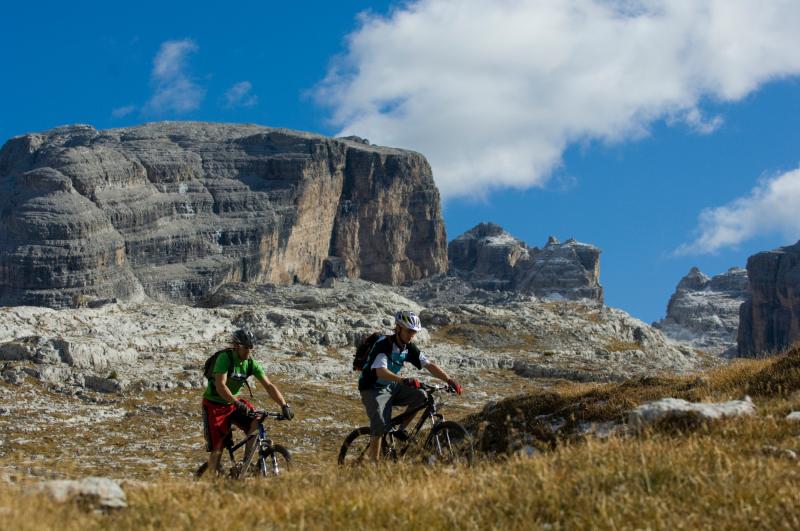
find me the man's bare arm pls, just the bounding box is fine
[255,374,288,406]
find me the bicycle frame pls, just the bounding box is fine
[223,412,282,475]
[384,385,447,457]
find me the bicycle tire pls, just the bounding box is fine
[257,445,292,476]
[424,420,474,466]
[338,426,372,466]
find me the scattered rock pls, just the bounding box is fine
[628,396,756,430]
[84,375,126,394]
[786,411,800,422]
[34,476,127,509]
[761,445,798,460]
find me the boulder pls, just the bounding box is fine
[0,122,447,307]
[34,477,127,509]
[628,396,755,430]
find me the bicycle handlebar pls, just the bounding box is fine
[254,410,289,421]
[420,382,457,394]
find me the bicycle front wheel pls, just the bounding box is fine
[424,421,474,466]
[257,445,292,476]
[338,427,372,466]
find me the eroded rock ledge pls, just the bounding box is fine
[448,222,603,302]
[0,122,447,307]
[654,267,748,355]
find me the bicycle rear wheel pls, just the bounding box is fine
[338,427,372,466]
[256,445,292,476]
[424,421,474,466]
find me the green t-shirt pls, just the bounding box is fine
[202,349,266,404]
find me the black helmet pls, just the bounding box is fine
[232,329,256,348]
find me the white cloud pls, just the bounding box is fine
[143,39,205,115]
[677,168,800,255]
[224,81,258,108]
[111,105,136,119]
[315,0,800,199]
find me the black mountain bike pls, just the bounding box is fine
[338,383,474,466]
[196,410,291,479]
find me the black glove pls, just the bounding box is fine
[281,403,294,420]
[233,399,250,416]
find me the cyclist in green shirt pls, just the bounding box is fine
[202,329,294,475]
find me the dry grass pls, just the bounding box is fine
[604,338,641,352]
[432,323,538,352]
[4,349,800,529]
[2,425,800,530]
[464,346,800,454]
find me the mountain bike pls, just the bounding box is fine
[196,410,291,479]
[338,383,474,466]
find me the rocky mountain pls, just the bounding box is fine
[654,267,748,355]
[0,122,447,308]
[738,241,800,356]
[448,222,603,302]
[0,276,710,398]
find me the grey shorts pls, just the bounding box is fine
[360,384,427,436]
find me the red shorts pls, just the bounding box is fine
[202,398,255,451]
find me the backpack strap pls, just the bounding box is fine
[366,334,394,370]
[225,350,255,399]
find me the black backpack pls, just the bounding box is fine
[353,333,392,372]
[203,349,254,396]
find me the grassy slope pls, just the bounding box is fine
[3,349,800,529]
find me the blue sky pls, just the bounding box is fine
[3,1,800,323]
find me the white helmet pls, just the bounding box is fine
[395,310,422,331]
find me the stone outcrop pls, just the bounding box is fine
[33,477,127,509]
[654,267,748,355]
[738,241,800,356]
[448,222,603,302]
[0,122,447,307]
[627,397,755,430]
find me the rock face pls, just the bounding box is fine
[738,241,800,356]
[0,276,709,396]
[0,122,447,307]
[654,267,748,355]
[448,222,603,302]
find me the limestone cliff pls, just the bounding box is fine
[0,122,447,307]
[738,241,800,356]
[654,267,748,355]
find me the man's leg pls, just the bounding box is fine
[361,387,393,463]
[368,435,382,461]
[392,385,428,431]
[203,402,227,476]
[208,449,223,474]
